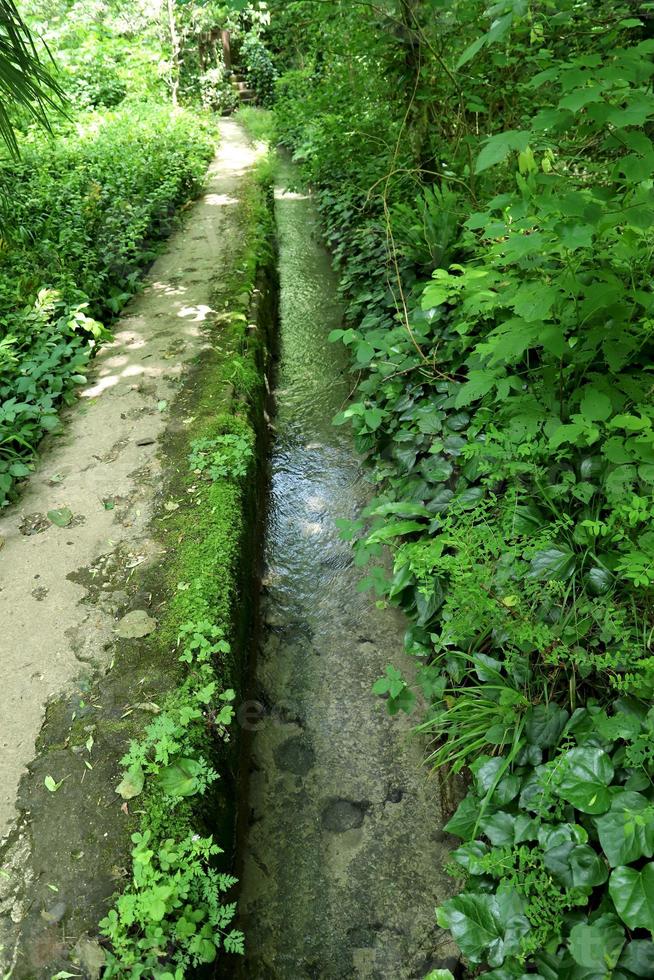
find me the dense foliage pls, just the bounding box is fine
[269,0,654,975]
[0,103,213,505]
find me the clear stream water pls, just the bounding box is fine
[235,157,456,980]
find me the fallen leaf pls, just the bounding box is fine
[73,936,106,980]
[134,701,160,714]
[47,507,73,527]
[116,764,144,800]
[44,775,65,792]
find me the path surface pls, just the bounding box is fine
[236,158,457,979]
[0,118,257,875]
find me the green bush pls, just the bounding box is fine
[0,103,214,505]
[65,53,127,109]
[241,35,277,106]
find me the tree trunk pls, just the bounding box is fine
[166,0,180,107]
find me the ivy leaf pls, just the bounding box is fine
[544,842,608,890]
[478,812,538,847]
[610,864,654,932]
[557,747,614,814]
[525,703,569,748]
[618,940,654,977]
[595,792,654,867]
[444,793,480,841]
[436,889,530,967]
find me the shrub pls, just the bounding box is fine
[65,53,127,109]
[241,35,276,107]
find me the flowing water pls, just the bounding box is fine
[235,158,456,979]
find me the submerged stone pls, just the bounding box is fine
[273,736,315,775]
[321,798,367,833]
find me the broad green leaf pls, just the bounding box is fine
[528,547,576,581]
[47,507,72,527]
[618,940,654,977]
[454,370,497,407]
[557,747,614,814]
[436,890,529,967]
[559,85,606,113]
[580,387,612,422]
[586,566,613,595]
[473,757,520,804]
[544,841,607,890]
[610,863,654,932]
[475,131,530,174]
[157,758,203,797]
[595,793,654,867]
[525,703,569,748]
[366,520,425,543]
[479,812,538,847]
[421,283,449,309]
[512,283,555,322]
[444,793,479,841]
[568,915,625,972]
[456,34,486,69]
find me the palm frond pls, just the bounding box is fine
[0,0,67,155]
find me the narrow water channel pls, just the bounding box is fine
[235,158,456,979]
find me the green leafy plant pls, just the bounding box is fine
[102,619,242,974]
[100,831,243,977]
[188,429,254,481]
